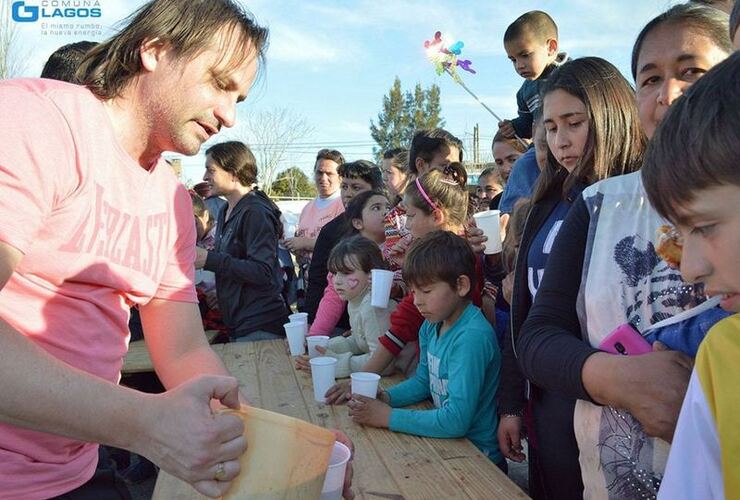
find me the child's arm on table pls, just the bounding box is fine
[324,343,396,404]
[325,335,361,378]
[348,336,431,426]
[383,333,492,439]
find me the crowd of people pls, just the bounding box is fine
[1,0,739,498]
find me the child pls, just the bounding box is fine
[408,128,463,176]
[498,10,568,140]
[347,230,504,470]
[323,169,481,402]
[381,148,413,289]
[318,235,397,378]
[641,52,740,500]
[308,190,392,338]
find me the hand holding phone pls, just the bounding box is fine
[598,323,652,356]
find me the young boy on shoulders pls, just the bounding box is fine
[498,10,568,140]
[641,52,740,500]
[348,231,505,470]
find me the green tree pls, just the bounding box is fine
[369,77,409,160]
[369,77,444,160]
[270,167,317,199]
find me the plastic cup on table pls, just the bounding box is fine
[350,372,381,399]
[307,335,330,358]
[289,313,309,337]
[284,322,306,356]
[310,356,338,403]
[320,441,352,500]
[472,209,503,254]
[370,269,394,308]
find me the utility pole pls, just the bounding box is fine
[473,124,480,166]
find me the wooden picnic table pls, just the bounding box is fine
[121,330,220,375]
[152,340,529,499]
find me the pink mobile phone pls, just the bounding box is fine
[598,323,652,356]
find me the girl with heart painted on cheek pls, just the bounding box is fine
[312,235,398,379]
[297,191,395,373]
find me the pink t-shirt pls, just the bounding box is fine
[0,79,197,498]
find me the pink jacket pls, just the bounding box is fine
[308,273,346,336]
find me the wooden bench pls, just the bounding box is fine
[152,340,529,499]
[121,330,220,375]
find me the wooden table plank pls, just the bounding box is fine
[153,340,528,500]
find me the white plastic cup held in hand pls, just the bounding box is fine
[307,335,330,358]
[310,357,337,403]
[370,269,394,308]
[284,322,305,356]
[320,441,351,500]
[350,372,381,399]
[473,210,503,254]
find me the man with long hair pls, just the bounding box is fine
[0,1,267,497]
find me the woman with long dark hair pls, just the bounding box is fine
[498,56,647,499]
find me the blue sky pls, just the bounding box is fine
[11,0,682,184]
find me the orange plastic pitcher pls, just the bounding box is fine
[221,406,336,499]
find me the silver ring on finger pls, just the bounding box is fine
[214,462,227,481]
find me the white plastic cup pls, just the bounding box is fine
[307,335,330,358]
[289,312,308,324]
[289,312,309,337]
[320,441,351,500]
[310,357,338,403]
[350,372,381,399]
[371,269,394,308]
[284,322,305,356]
[473,210,503,254]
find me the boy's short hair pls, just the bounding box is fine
[41,41,98,83]
[327,235,385,275]
[339,160,384,191]
[403,230,476,297]
[504,10,558,44]
[690,0,733,14]
[642,52,740,223]
[731,0,740,38]
[315,148,345,168]
[408,128,464,175]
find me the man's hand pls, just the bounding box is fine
[582,344,693,443]
[195,247,208,269]
[497,415,526,462]
[498,120,516,138]
[138,375,247,498]
[347,395,391,428]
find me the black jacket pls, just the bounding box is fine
[499,186,563,414]
[204,190,288,336]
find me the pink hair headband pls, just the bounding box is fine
[415,177,439,211]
